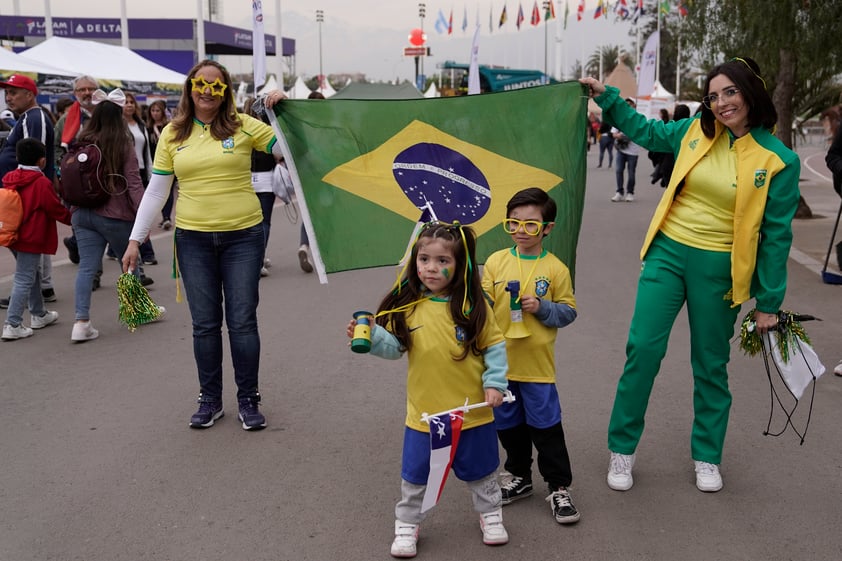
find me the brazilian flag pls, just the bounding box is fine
[271,81,588,282]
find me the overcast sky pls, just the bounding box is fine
[5,0,638,83]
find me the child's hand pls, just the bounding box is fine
[346,319,357,339]
[485,388,504,408]
[520,295,541,314]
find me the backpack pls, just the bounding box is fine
[0,185,23,247]
[59,143,111,208]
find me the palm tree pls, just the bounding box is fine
[585,46,626,79]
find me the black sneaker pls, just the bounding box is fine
[0,297,8,309]
[500,475,533,505]
[140,275,154,287]
[546,487,580,524]
[42,288,57,302]
[64,236,80,264]
[238,397,267,431]
[143,259,158,266]
[189,399,224,428]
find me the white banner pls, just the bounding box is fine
[637,30,658,98]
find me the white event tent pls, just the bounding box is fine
[285,76,312,99]
[20,37,186,85]
[0,47,75,76]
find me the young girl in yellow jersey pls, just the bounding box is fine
[346,221,509,558]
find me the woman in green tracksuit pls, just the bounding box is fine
[581,57,800,493]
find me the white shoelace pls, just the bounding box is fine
[610,454,633,475]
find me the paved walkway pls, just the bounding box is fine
[0,142,840,561]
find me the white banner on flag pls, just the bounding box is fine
[252,0,267,91]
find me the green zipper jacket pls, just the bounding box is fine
[595,86,800,311]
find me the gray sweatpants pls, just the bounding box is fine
[395,473,501,524]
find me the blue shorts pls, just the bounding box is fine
[493,381,561,430]
[401,423,499,485]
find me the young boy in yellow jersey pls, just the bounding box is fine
[481,187,580,524]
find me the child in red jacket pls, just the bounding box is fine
[2,138,71,341]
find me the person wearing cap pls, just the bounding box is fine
[0,109,15,128]
[0,74,59,309]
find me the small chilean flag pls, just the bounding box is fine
[420,411,464,512]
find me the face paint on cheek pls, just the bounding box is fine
[442,268,450,279]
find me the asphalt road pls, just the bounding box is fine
[1,141,840,561]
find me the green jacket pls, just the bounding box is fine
[595,86,800,311]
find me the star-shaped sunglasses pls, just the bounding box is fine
[191,76,228,97]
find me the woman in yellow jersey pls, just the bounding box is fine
[581,57,800,493]
[122,60,286,431]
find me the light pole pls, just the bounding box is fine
[316,9,324,92]
[418,3,426,88]
[542,0,549,77]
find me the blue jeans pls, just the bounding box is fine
[175,224,264,401]
[615,151,638,195]
[72,208,138,321]
[5,251,46,327]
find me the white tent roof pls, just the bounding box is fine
[257,74,279,96]
[423,82,440,98]
[318,78,336,98]
[286,76,312,100]
[0,47,75,76]
[20,37,186,84]
[650,80,675,100]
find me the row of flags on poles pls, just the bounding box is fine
[433,0,687,35]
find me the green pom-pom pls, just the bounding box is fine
[739,308,813,362]
[116,273,162,332]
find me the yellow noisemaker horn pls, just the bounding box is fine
[504,280,531,339]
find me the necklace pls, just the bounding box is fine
[514,247,541,303]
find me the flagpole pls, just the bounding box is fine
[675,34,681,99]
[655,4,661,84]
[275,0,284,88]
[196,0,206,62]
[119,0,129,48]
[43,0,53,39]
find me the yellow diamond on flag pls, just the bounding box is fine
[322,120,563,237]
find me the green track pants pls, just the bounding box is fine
[607,234,741,464]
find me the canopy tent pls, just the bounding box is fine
[285,76,312,99]
[331,82,423,100]
[257,74,279,97]
[423,82,440,98]
[20,37,186,93]
[317,78,337,98]
[637,80,676,120]
[0,47,75,77]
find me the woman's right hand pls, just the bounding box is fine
[346,319,357,339]
[579,77,606,98]
[122,240,141,274]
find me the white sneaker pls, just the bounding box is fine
[71,321,99,343]
[2,323,33,340]
[263,257,272,269]
[607,452,636,491]
[31,310,59,329]
[611,192,624,202]
[390,520,419,558]
[260,267,269,277]
[298,245,314,273]
[834,361,842,376]
[694,461,723,492]
[625,193,635,202]
[479,508,508,545]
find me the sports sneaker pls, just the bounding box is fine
[189,399,224,428]
[479,509,508,545]
[263,257,272,269]
[298,245,314,273]
[2,323,33,340]
[546,487,580,524]
[31,310,59,329]
[143,258,158,266]
[500,474,533,505]
[834,361,842,376]
[140,275,154,287]
[611,192,624,202]
[160,219,173,230]
[260,266,269,277]
[238,397,267,430]
[607,452,635,491]
[390,520,419,558]
[694,461,723,492]
[625,193,635,202]
[41,288,57,302]
[0,297,8,309]
[71,321,99,343]
[64,236,80,264]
